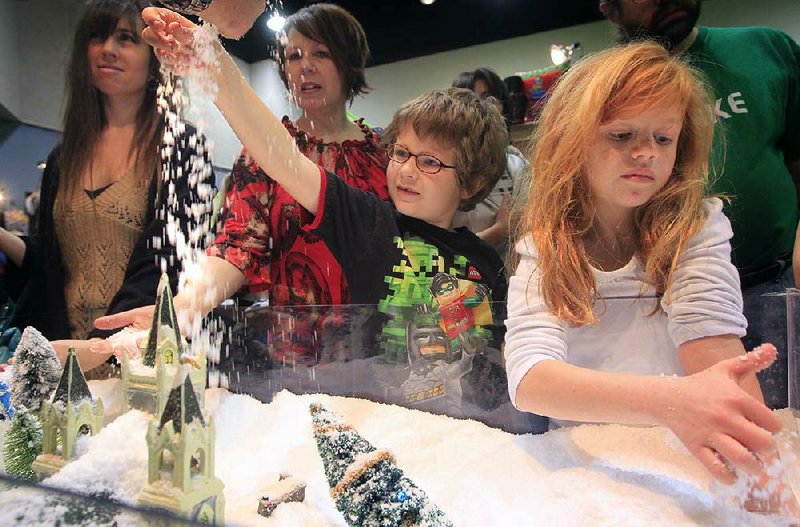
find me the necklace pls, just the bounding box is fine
[585,222,637,271]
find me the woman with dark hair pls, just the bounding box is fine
[452,67,512,127]
[204,3,388,311]
[451,71,475,93]
[0,0,214,372]
[99,3,388,364]
[450,67,529,260]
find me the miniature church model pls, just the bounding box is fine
[31,349,105,478]
[121,274,206,416]
[138,370,224,525]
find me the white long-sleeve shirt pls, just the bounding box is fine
[504,198,747,422]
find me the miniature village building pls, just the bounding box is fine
[31,349,104,478]
[138,372,224,526]
[121,275,206,416]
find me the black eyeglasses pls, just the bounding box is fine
[388,144,456,175]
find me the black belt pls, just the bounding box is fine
[738,254,792,289]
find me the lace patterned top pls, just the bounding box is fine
[54,170,148,338]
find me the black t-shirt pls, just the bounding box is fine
[308,170,508,308]
[308,170,511,413]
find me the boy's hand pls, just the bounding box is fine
[141,7,198,74]
[664,344,782,484]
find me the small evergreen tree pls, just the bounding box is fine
[10,327,62,412]
[309,403,453,527]
[3,411,43,479]
[4,327,61,480]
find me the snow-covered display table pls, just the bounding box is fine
[1,379,797,527]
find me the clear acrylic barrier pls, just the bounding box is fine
[788,289,799,415]
[212,291,797,434]
[0,472,198,526]
[781,289,800,503]
[1,292,796,524]
[213,299,547,434]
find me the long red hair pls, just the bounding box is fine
[515,42,716,326]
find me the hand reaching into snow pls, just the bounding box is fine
[89,327,147,362]
[663,344,781,484]
[740,453,800,518]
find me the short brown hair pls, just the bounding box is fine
[276,3,370,103]
[383,88,508,212]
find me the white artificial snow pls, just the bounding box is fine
[106,328,148,361]
[0,385,795,526]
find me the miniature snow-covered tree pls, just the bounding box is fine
[309,403,453,527]
[3,327,61,479]
[3,411,43,479]
[10,326,62,412]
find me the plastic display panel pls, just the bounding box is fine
[0,472,199,526]
[782,289,800,504]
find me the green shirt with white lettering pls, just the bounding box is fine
[688,26,800,269]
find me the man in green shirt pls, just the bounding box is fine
[600,0,800,409]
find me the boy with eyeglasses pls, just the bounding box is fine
[311,92,509,363]
[313,89,509,310]
[98,9,509,362]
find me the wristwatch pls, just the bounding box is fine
[164,0,214,15]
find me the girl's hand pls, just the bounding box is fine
[51,339,114,371]
[141,7,197,73]
[494,192,512,228]
[664,344,782,484]
[476,193,512,246]
[740,451,800,517]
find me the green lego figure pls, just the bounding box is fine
[378,237,476,363]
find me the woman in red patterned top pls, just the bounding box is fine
[208,3,388,307]
[96,4,388,364]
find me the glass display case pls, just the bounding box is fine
[212,300,544,435]
[782,289,800,502]
[0,292,796,526]
[0,473,198,526]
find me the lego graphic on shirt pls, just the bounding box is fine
[374,237,506,411]
[377,237,495,363]
[428,273,491,339]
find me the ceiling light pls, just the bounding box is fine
[550,42,581,66]
[420,0,436,5]
[267,14,286,32]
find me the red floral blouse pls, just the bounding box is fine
[208,117,389,306]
